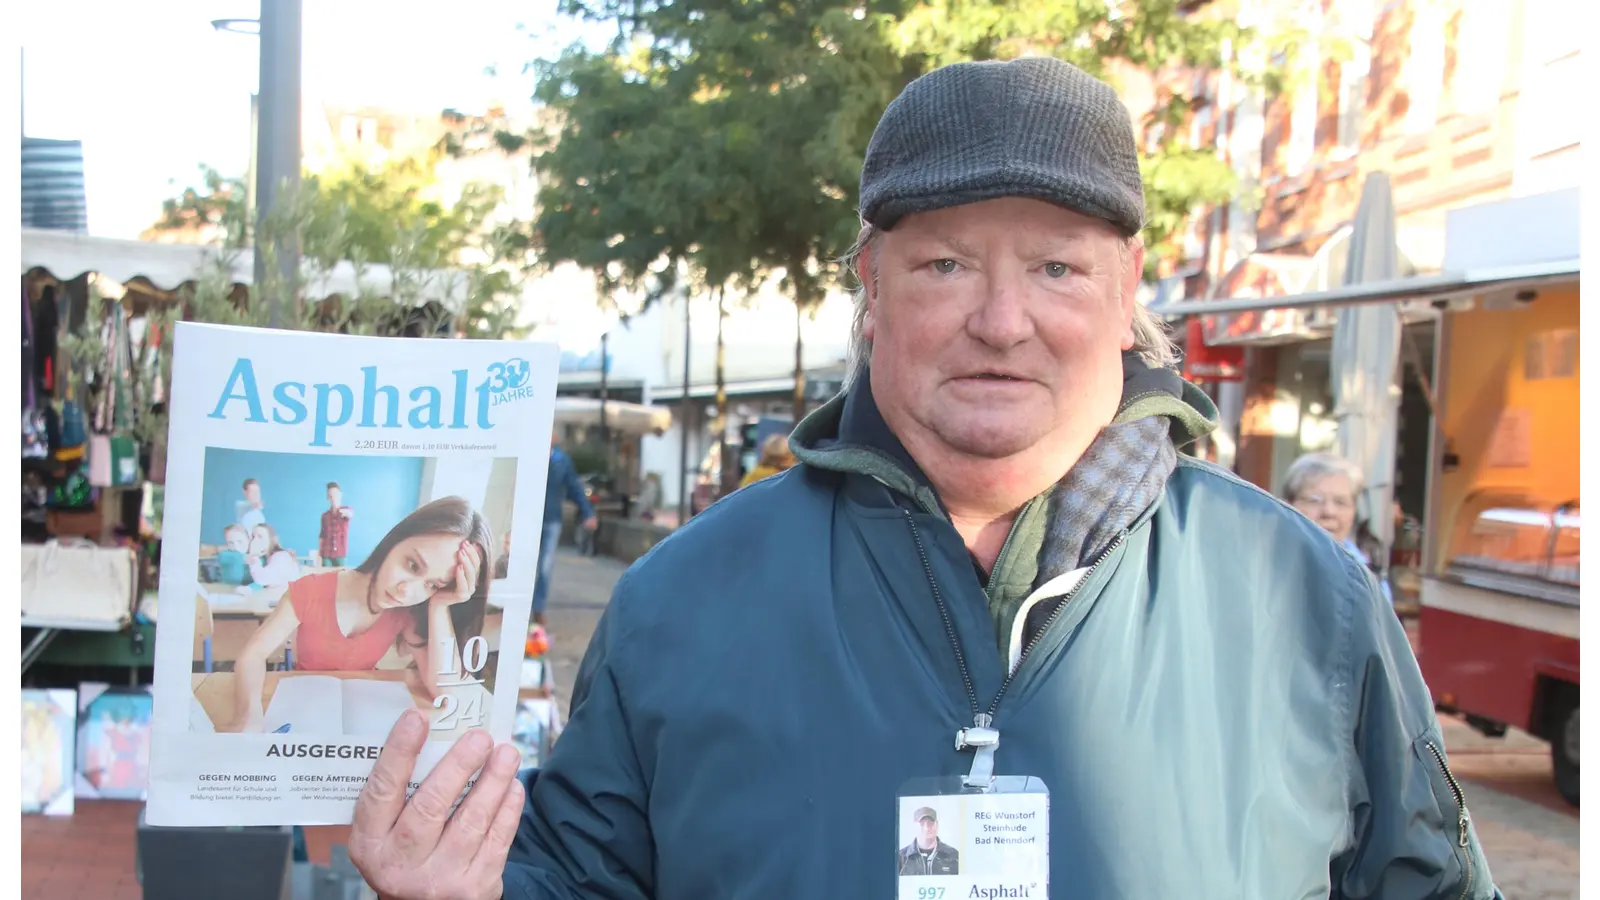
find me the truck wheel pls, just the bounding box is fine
[1552,702,1578,807]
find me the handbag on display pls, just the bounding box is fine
[20,539,137,631]
[23,408,49,460]
[110,434,140,486]
[22,287,49,460]
[88,434,115,487]
[49,461,97,512]
[58,400,88,457]
[57,350,88,461]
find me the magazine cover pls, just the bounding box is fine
[145,322,557,826]
[75,683,154,800]
[22,688,78,816]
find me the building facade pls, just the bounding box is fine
[1177,0,1581,514]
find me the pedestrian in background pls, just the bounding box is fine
[1283,451,1393,605]
[739,433,797,488]
[535,436,596,626]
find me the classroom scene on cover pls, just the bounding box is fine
[187,446,518,741]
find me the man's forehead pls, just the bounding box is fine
[884,210,1114,254]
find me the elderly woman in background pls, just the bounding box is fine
[1282,452,1393,605]
[740,434,797,488]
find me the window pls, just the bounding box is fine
[1334,0,1375,154]
[1285,52,1319,175]
[1452,0,1512,116]
[1404,0,1448,133]
[1284,0,1323,175]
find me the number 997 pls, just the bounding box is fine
[918,889,945,899]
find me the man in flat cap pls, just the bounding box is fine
[352,58,1501,899]
[898,807,959,876]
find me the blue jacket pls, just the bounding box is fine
[506,378,1499,899]
[544,448,594,527]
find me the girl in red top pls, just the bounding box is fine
[231,496,496,733]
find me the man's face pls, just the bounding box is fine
[918,815,938,846]
[862,198,1140,463]
[328,487,342,507]
[244,483,262,505]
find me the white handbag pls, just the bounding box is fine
[20,539,137,631]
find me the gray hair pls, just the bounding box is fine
[1281,452,1366,504]
[839,222,1179,388]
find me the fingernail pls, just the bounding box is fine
[399,708,426,738]
[494,743,519,770]
[468,729,493,753]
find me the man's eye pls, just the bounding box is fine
[1043,262,1070,278]
[930,259,960,275]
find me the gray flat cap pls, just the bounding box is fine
[859,57,1146,236]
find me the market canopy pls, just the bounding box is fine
[553,397,673,436]
[1154,258,1579,319]
[21,228,469,308]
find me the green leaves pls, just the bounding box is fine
[148,144,531,341]
[531,0,1281,306]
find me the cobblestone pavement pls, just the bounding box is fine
[540,549,1580,897]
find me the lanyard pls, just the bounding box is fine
[901,507,1126,788]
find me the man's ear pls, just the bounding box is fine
[1119,239,1145,350]
[859,240,879,343]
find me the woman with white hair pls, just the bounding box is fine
[1282,452,1393,605]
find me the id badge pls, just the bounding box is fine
[894,775,1049,900]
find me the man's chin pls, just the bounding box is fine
[932,421,1047,460]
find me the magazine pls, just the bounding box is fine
[145,322,558,826]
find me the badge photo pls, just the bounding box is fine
[895,776,1049,900]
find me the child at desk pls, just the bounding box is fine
[216,525,251,586]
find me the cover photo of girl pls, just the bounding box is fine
[189,448,518,741]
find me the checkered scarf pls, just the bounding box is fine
[1036,414,1176,588]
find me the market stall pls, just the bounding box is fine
[1413,191,1581,806]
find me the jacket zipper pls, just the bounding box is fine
[988,534,1125,717]
[903,509,1125,723]
[1424,739,1474,900]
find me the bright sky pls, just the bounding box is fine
[20,0,611,239]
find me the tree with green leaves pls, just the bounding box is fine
[529,0,1291,424]
[148,148,533,340]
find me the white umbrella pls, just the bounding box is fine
[1330,172,1402,557]
[553,397,673,436]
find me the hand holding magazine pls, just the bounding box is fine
[145,323,557,826]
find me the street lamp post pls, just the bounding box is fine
[214,0,301,328]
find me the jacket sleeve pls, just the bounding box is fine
[558,455,596,521]
[1331,566,1503,900]
[502,573,653,900]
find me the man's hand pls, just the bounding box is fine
[349,709,525,900]
[582,516,599,532]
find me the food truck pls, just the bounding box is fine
[1416,192,1580,806]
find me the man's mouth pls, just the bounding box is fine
[960,371,1029,383]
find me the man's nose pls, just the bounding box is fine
[966,267,1035,350]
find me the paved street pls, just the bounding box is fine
[540,548,1580,898]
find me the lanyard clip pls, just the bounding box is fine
[956,714,999,788]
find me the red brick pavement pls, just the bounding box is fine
[20,801,352,900]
